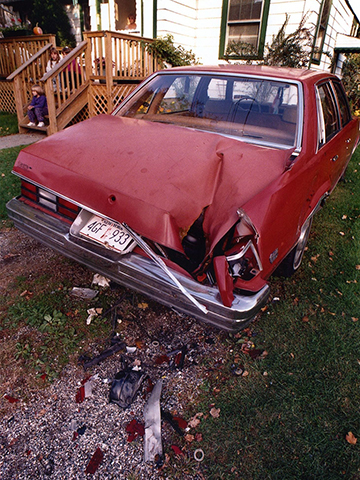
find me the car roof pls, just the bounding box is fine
[159,64,337,85]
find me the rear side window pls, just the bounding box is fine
[316,82,340,147]
[332,81,351,127]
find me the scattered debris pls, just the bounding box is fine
[85,447,104,474]
[126,419,145,442]
[92,274,111,288]
[154,345,187,369]
[4,394,20,404]
[86,307,103,325]
[144,380,163,463]
[75,376,93,403]
[109,368,146,409]
[161,410,187,436]
[70,287,98,300]
[231,364,245,376]
[170,445,184,456]
[80,339,126,370]
[194,448,205,462]
[126,346,137,354]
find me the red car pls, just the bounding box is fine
[7,65,359,331]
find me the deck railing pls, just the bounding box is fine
[83,31,160,82]
[0,34,56,78]
[4,31,161,133]
[40,40,88,134]
[7,44,53,129]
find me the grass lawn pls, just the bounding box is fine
[186,149,360,479]
[0,111,18,137]
[0,146,22,220]
[0,139,359,478]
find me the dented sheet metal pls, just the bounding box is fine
[13,115,292,254]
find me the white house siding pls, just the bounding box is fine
[193,0,223,65]
[156,0,198,51]
[319,0,357,70]
[90,0,357,70]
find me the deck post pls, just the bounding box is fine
[44,81,57,135]
[84,34,95,117]
[13,75,28,134]
[105,31,113,113]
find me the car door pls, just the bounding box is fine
[315,79,357,189]
[331,79,358,178]
[315,80,343,189]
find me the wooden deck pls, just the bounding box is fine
[0,31,160,134]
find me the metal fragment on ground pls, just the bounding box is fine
[92,274,111,288]
[70,287,98,299]
[85,447,104,474]
[109,369,146,409]
[143,379,163,463]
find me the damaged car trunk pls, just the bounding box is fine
[7,66,359,331]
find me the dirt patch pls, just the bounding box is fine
[0,226,93,297]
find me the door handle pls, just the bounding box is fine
[331,155,339,162]
[345,138,352,143]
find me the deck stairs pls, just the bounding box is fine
[1,32,160,136]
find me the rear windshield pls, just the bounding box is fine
[115,73,300,148]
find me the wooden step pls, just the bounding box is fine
[20,123,49,133]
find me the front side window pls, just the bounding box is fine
[220,0,270,60]
[312,0,332,64]
[116,73,300,148]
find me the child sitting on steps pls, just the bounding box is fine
[27,85,48,128]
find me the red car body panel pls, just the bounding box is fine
[13,114,292,255]
[7,65,360,331]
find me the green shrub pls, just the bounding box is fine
[145,34,200,67]
[263,14,313,68]
[341,54,360,113]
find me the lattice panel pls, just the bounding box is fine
[90,84,108,115]
[111,84,137,109]
[65,104,90,128]
[0,81,16,113]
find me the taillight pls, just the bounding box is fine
[58,197,80,220]
[21,180,37,201]
[20,180,80,221]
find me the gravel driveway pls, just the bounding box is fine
[0,228,224,479]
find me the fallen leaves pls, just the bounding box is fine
[346,432,357,445]
[188,412,203,429]
[210,407,220,418]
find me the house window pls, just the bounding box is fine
[312,0,332,64]
[220,0,270,60]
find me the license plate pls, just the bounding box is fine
[80,215,135,254]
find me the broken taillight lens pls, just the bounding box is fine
[225,212,262,281]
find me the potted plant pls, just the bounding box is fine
[0,18,32,37]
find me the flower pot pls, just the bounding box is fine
[2,29,32,37]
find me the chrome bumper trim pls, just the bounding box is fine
[6,198,270,332]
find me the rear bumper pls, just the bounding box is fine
[6,198,270,332]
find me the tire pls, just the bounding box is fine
[275,217,313,278]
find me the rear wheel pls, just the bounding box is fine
[276,217,312,278]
